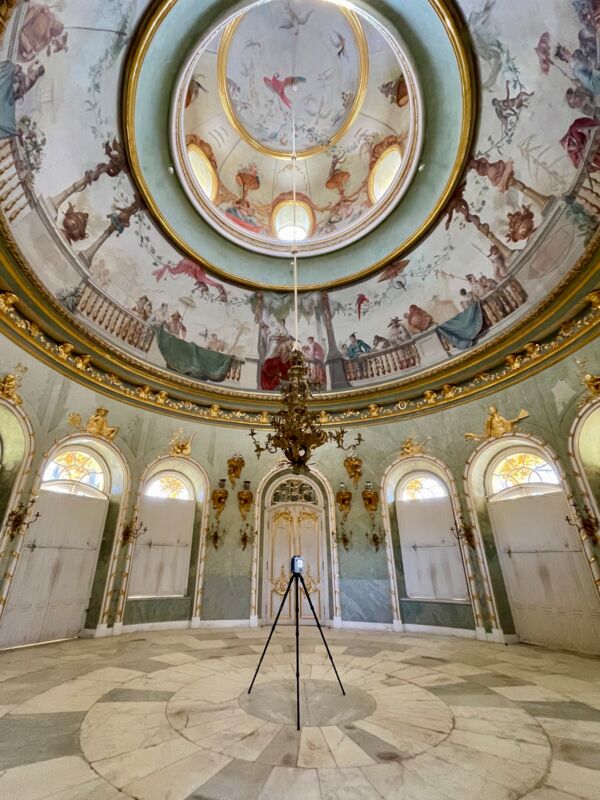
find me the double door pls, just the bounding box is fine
[264,503,327,624]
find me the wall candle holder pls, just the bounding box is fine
[239,523,257,551]
[208,520,226,550]
[566,504,599,546]
[333,521,352,553]
[121,520,147,544]
[336,483,352,519]
[4,499,40,541]
[366,526,385,553]
[362,482,379,516]
[450,514,477,549]
[237,480,253,520]
[211,478,229,519]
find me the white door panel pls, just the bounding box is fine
[488,492,600,654]
[0,489,108,648]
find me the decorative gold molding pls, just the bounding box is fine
[122,0,475,291]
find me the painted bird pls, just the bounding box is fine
[185,77,208,108]
[356,293,369,320]
[263,73,306,109]
[331,31,347,59]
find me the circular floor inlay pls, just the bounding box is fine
[239,678,376,727]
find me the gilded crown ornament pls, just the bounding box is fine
[227,454,245,488]
[464,406,529,442]
[0,362,27,406]
[237,480,253,520]
[68,407,119,441]
[211,478,229,519]
[250,348,362,475]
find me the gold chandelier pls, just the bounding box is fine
[250,109,363,473]
[250,348,362,474]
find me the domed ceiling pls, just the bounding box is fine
[0,0,598,422]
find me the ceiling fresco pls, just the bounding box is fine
[0,0,598,411]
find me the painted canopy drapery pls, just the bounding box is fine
[436,302,484,350]
[156,327,233,382]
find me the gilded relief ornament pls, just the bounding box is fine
[464,406,529,442]
[302,564,318,594]
[211,478,229,519]
[575,358,600,400]
[68,407,119,441]
[0,291,17,312]
[362,481,379,516]
[271,565,289,595]
[587,289,600,310]
[344,452,363,488]
[169,428,194,457]
[423,389,437,405]
[336,482,352,519]
[0,362,27,405]
[399,436,430,457]
[227,454,245,488]
[237,480,253,520]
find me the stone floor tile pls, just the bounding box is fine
[257,766,321,800]
[318,766,382,799]
[123,750,231,800]
[0,711,84,769]
[0,755,99,800]
[189,759,272,800]
[546,759,600,799]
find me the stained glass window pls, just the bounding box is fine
[399,473,447,501]
[146,472,192,500]
[43,450,106,492]
[490,452,559,494]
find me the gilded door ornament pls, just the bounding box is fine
[336,483,352,519]
[68,407,119,441]
[302,564,318,594]
[0,363,26,406]
[237,480,253,520]
[271,565,289,595]
[298,509,319,524]
[211,478,229,519]
[464,406,529,442]
[344,452,363,488]
[227,454,245,488]
[169,428,194,456]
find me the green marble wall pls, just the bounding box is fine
[0,331,599,636]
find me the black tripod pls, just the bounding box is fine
[248,557,345,730]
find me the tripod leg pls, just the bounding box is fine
[300,575,346,696]
[295,574,300,731]
[248,574,294,694]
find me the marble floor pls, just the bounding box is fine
[0,628,599,799]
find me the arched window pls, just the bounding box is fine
[42,448,108,497]
[145,471,193,501]
[488,449,560,499]
[398,472,448,502]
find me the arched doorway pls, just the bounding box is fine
[473,439,600,653]
[262,476,330,625]
[0,443,112,648]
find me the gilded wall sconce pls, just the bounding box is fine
[208,520,226,550]
[227,454,245,488]
[336,483,352,519]
[237,480,253,520]
[211,478,229,519]
[4,499,40,541]
[566,504,599,546]
[450,515,477,549]
[365,526,385,553]
[362,482,379,516]
[344,452,363,488]
[239,523,257,551]
[333,521,352,552]
[121,520,147,544]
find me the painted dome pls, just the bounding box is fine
[172,0,423,256]
[0,0,597,425]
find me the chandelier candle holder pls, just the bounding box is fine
[566,504,599,546]
[249,349,363,474]
[211,478,229,520]
[227,454,245,488]
[208,520,226,550]
[450,514,477,549]
[237,480,254,520]
[333,520,352,553]
[121,519,147,544]
[239,522,257,552]
[336,482,352,519]
[365,526,385,553]
[4,499,40,541]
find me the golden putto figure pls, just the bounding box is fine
[399,436,430,457]
[465,406,529,442]
[169,428,194,457]
[0,363,27,406]
[69,407,119,441]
